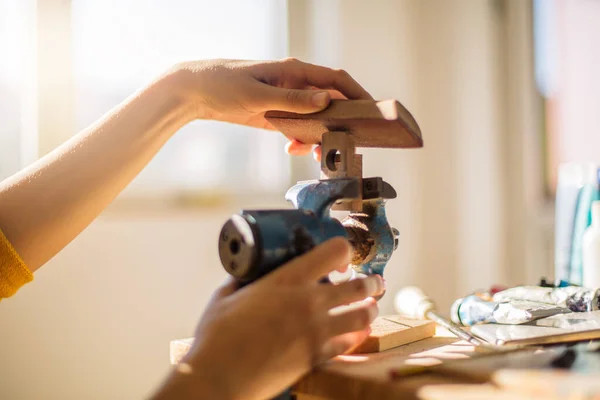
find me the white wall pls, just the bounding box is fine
[0,1,538,399]
[555,0,600,167]
[292,0,513,311]
[0,210,231,399]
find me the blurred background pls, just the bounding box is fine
[0,0,599,398]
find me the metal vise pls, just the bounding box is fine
[217,99,423,288]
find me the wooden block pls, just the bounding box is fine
[350,316,436,354]
[327,153,362,212]
[265,99,423,149]
[319,130,363,212]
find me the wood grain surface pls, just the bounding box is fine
[265,99,423,149]
[351,316,435,354]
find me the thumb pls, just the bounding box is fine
[262,86,331,114]
[209,277,238,302]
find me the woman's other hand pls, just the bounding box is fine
[152,238,384,400]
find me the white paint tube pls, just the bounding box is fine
[493,286,600,312]
[450,295,570,326]
[554,163,590,283]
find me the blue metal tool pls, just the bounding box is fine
[218,176,398,283]
[218,127,402,286]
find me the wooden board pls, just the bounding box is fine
[265,99,423,149]
[351,316,435,354]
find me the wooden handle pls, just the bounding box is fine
[265,99,423,149]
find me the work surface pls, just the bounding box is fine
[291,329,550,400]
[170,326,600,400]
[293,328,483,400]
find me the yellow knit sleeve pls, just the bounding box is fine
[0,229,33,300]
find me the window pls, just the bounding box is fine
[72,0,291,198]
[534,0,600,194]
[2,0,294,198]
[0,0,27,181]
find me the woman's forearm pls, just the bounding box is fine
[0,58,373,273]
[0,71,193,271]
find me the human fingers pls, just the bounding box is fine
[255,58,371,101]
[327,297,379,337]
[335,263,348,273]
[207,277,238,304]
[312,146,322,162]
[319,275,385,309]
[319,328,371,361]
[269,237,352,283]
[258,83,332,114]
[285,140,313,156]
[267,59,372,100]
[299,62,373,100]
[284,141,320,162]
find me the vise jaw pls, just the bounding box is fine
[287,128,400,277]
[285,175,398,277]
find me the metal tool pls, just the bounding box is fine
[394,286,489,348]
[218,175,398,283]
[217,100,422,288]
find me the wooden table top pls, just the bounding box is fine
[171,327,600,400]
[293,327,598,400]
[294,328,485,400]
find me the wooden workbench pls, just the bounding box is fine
[292,328,497,400]
[171,327,600,400]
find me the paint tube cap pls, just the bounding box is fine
[394,286,435,319]
[450,297,464,326]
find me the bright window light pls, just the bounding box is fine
[0,0,28,180]
[72,0,291,197]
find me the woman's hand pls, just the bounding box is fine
[152,238,384,400]
[168,58,373,160]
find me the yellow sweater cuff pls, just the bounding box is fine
[0,229,33,299]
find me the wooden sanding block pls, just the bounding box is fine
[350,316,435,354]
[265,99,423,149]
